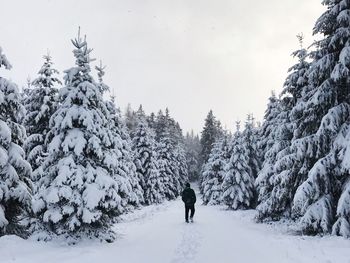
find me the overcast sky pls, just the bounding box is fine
[1,0,325,133]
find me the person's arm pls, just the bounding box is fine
[181,191,185,203]
[192,190,196,204]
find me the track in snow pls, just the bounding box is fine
[171,221,202,263]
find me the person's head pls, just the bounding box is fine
[186,182,190,188]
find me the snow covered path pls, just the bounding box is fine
[1,195,350,263]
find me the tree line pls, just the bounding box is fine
[0,31,189,243]
[200,0,350,238]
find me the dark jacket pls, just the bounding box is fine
[182,187,196,206]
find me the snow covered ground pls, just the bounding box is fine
[1,194,350,263]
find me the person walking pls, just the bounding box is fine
[181,182,196,223]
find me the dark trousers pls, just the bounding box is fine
[185,204,195,221]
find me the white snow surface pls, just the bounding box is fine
[1,188,350,263]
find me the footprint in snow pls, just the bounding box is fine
[171,222,202,263]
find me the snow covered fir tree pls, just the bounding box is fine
[221,122,255,210]
[199,110,223,166]
[292,0,350,237]
[23,53,61,184]
[0,47,32,237]
[201,134,231,205]
[132,120,164,205]
[184,131,201,181]
[32,32,129,242]
[97,62,144,210]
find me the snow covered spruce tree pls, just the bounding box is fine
[199,110,223,194]
[135,105,146,124]
[0,47,32,237]
[154,109,167,141]
[202,134,231,205]
[154,108,184,145]
[255,96,294,220]
[255,35,309,221]
[33,33,126,242]
[200,110,223,166]
[156,129,181,200]
[222,123,255,209]
[257,92,280,162]
[108,99,144,207]
[23,53,61,182]
[184,131,201,181]
[136,108,187,198]
[167,123,189,191]
[174,143,189,190]
[255,93,280,207]
[241,114,260,179]
[291,0,350,236]
[132,121,164,205]
[96,63,144,208]
[146,112,156,128]
[124,103,138,134]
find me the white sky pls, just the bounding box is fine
[0,0,325,134]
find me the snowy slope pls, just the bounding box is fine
[1,191,350,263]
